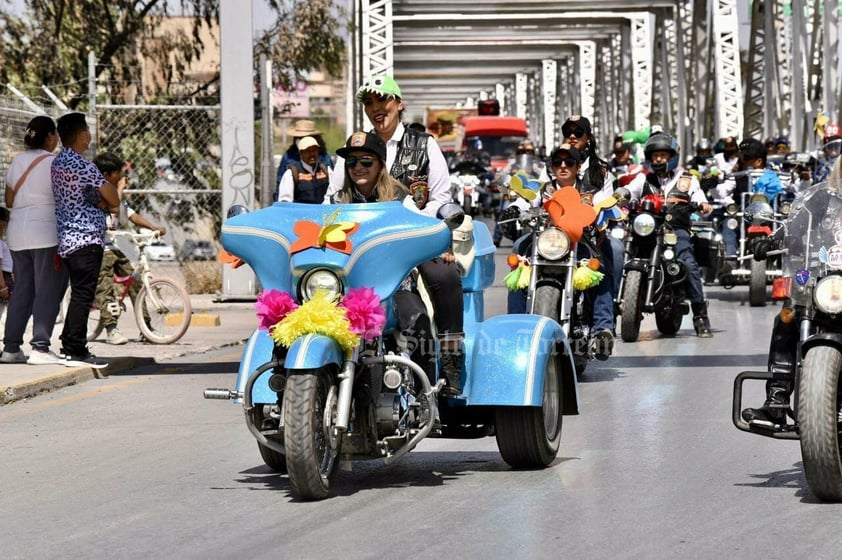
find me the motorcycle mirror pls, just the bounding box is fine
[226,204,249,219]
[613,187,631,204]
[436,202,465,230]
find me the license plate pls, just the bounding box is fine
[664,232,678,245]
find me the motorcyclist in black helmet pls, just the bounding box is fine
[626,133,714,337]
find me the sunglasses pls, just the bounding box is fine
[552,157,579,168]
[346,156,376,168]
[562,127,585,139]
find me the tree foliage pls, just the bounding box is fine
[0,0,346,107]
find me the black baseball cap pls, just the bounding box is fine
[337,131,387,161]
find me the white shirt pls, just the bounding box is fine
[0,240,12,273]
[4,149,57,251]
[714,153,739,175]
[327,123,451,216]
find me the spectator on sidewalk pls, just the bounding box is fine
[0,208,13,325]
[0,115,68,366]
[93,152,167,345]
[52,113,120,369]
[276,136,330,203]
[275,119,333,199]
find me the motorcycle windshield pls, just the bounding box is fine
[782,174,842,306]
[221,201,451,299]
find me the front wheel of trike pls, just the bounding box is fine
[284,367,340,500]
[495,353,562,468]
[798,346,842,502]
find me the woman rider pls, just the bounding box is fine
[326,76,464,397]
[328,130,445,394]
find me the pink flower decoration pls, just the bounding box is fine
[340,287,386,340]
[255,289,299,331]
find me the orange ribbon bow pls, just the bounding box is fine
[543,186,597,244]
[289,210,361,255]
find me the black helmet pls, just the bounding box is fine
[644,133,680,173]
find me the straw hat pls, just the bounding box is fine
[287,119,321,137]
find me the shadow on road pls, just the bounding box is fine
[612,354,768,369]
[735,462,821,502]
[233,451,576,500]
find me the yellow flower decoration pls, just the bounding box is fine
[270,290,360,352]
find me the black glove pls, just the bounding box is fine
[497,205,521,241]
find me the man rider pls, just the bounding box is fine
[714,136,740,175]
[506,143,618,360]
[626,133,714,337]
[715,138,785,276]
[742,156,842,427]
[813,123,842,184]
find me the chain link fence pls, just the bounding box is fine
[0,94,225,260]
[95,104,222,258]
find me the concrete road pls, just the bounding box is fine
[1,249,840,559]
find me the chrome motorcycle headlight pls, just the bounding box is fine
[536,228,571,260]
[726,217,739,230]
[633,213,656,236]
[662,248,675,261]
[814,276,842,314]
[726,203,738,215]
[300,268,342,302]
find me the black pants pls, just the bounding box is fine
[417,258,463,336]
[60,244,104,356]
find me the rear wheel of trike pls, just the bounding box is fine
[495,353,562,468]
[284,367,340,500]
[749,259,767,307]
[798,346,842,502]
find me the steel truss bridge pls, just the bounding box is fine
[348,0,841,154]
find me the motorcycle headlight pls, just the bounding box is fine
[610,226,626,240]
[536,228,571,260]
[663,248,675,261]
[300,268,342,302]
[633,213,656,236]
[726,203,738,215]
[814,276,842,314]
[726,217,739,230]
[779,200,792,215]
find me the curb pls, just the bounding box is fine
[0,339,246,407]
[0,357,150,406]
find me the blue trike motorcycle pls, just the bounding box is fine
[205,201,579,500]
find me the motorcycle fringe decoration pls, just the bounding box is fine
[504,259,531,290]
[257,287,386,352]
[572,261,604,290]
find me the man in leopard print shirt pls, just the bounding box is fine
[52,113,120,369]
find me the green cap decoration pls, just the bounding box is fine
[356,75,402,103]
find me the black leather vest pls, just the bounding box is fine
[390,127,431,209]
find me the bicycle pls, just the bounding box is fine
[88,230,192,344]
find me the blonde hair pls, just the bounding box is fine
[334,161,408,203]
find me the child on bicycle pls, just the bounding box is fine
[93,152,167,345]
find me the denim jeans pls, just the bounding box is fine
[675,228,705,304]
[3,246,68,353]
[60,244,104,356]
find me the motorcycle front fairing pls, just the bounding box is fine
[222,201,452,401]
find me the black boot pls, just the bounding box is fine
[741,381,791,426]
[691,302,713,338]
[439,346,464,397]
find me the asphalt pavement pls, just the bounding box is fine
[0,293,257,405]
